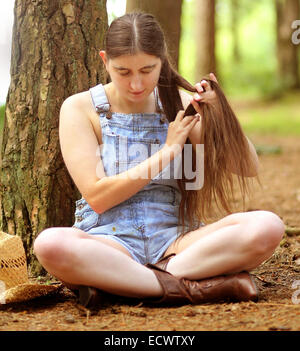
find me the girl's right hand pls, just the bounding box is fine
[165,110,200,152]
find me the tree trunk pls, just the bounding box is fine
[231,0,240,64]
[0,0,108,274]
[194,0,216,81]
[275,0,299,89]
[126,0,183,69]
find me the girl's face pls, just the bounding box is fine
[100,51,162,104]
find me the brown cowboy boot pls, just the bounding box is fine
[146,258,258,305]
[154,253,176,270]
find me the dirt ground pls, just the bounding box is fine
[0,133,300,332]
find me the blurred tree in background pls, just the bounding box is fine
[194,0,216,81]
[180,0,300,99]
[275,0,299,89]
[126,0,183,69]
[230,0,241,65]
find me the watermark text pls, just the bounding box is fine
[96,140,204,191]
[291,280,300,304]
[0,280,6,304]
[292,20,300,44]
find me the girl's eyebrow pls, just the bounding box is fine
[140,64,157,70]
[113,64,157,70]
[113,66,129,70]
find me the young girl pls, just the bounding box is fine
[34,13,284,307]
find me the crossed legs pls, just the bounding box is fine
[34,210,284,299]
[164,210,285,280]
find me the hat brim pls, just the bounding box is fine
[0,282,61,304]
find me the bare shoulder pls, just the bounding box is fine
[60,90,102,144]
[179,89,193,110]
[60,90,94,115]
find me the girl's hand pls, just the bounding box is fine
[190,73,219,115]
[165,110,200,152]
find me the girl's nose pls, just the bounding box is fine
[130,75,143,91]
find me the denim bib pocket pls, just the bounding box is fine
[73,198,100,231]
[101,131,160,176]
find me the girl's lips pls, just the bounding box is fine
[130,90,145,95]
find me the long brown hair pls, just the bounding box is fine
[104,12,255,232]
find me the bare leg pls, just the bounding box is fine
[34,227,163,298]
[165,210,284,280]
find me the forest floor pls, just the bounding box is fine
[0,133,300,332]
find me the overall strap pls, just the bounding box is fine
[89,84,111,114]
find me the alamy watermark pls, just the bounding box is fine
[291,280,300,304]
[292,20,300,44]
[0,280,5,304]
[96,140,204,191]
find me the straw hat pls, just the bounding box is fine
[0,231,60,304]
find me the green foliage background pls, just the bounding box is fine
[180,0,282,98]
[179,0,300,135]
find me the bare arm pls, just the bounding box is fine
[59,94,198,214]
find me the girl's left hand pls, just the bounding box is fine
[190,73,219,115]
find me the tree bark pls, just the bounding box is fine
[126,0,183,69]
[0,0,108,274]
[275,0,299,89]
[194,0,216,81]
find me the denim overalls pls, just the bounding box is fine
[73,84,192,265]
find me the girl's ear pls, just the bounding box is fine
[99,50,107,65]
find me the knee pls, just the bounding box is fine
[247,211,285,255]
[34,228,70,267]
